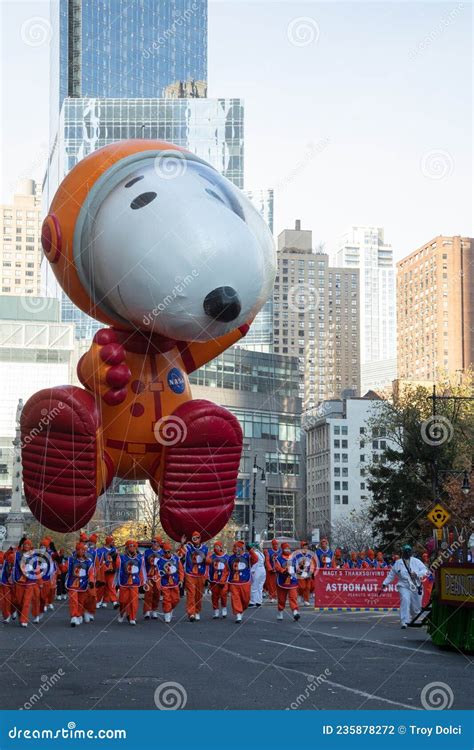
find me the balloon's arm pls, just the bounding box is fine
[77,329,132,405]
[177,322,251,373]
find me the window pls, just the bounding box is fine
[334,467,340,477]
[360,454,365,462]
[341,426,348,435]
[334,453,340,462]
[334,481,340,490]
[334,495,340,504]
[360,427,365,434]
[334,425,340,435]
[334,439,340,448]
[372,440,378,449]
[360,482,365,490]
[342,495,349,505]
[341,439,348,448]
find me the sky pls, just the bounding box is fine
[0,0,472,260]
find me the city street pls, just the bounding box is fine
[1,599,471,711]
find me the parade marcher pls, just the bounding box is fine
[56,548,68,600]
[331,547,344,569]
[158,543,184,623]
[13,539,41,627]
[182,531,208,622]
[117,540,145,625]
[1,548,16,623]
[275,542,300,621]
[100,536,119,608]
[264,539,279,603]
[84,533,100,615]
[143,536,162,619]
[294,541,316,606]
[364,549,376,568]
[380,544,428,628]
[207,540,229,618]
[249,542,266,607]
[38,538,56,615]
[348,551,360,569]
[227,541,258,623]
[374,551,388,569]
[316,538,333,568]
[65,542,95,627]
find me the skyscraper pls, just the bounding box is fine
[1,180,42,298]
[336,226,396,392]
[273,221,360,408]
[397,235,474,381]
[49,0,208,138]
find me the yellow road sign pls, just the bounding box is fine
[427,503,451,529]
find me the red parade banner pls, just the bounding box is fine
[313,568,399,610]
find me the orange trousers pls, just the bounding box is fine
[185,575,205,616]
[39,581,54,612]
[84,586,97,614]
[143,578,161,613]
[102,574,118,603]
[162,586,180,613]
[229,582,251,615]
[68,589,88,618]
[210,582,228,609]
[266,571,277,599]
[119,587,139,620]
[47,576,56,605]
[277,586,298,612]
[297,578,312,603]
[1,583,14,618]
[15,584,40,624]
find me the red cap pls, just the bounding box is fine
[79,532,88,542]
[75,542,86,553]
[152,536,162,543]
[105,535,114,545]
[22,539,33,550]
[162,542,172,552]
[89,533,98,543]
[40,538,50,547]
[271,539,279,549]
[281,542,291,551]
[191,530,201,540]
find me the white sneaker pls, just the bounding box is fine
[129,620,136,626]
[70,617,77,627]
[144,611,150,619]
[4,616,11,624]
[101,602,107,608]
[77,616,83,625]
[21,622,28,628]
[117,614,125,623]
[43,606,48,613]
[195,613,200,621]
[277,611,283,620]
[304,601,311,607]
[96,602,101,609]
[221,608,227,618]
[235,613,242,623]
[401,624,407,629]
[84,612,92,623]
[33,616,40,624]
[12,611,17,621]
[151,611,159,619]
[164,612,172,624]
[271,598,277,604]
[48,604,54,611]
[213,609,220,619]
[293,610,300,621]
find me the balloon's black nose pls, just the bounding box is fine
[203,286,241,322]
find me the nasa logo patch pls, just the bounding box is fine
[167,367,185,394]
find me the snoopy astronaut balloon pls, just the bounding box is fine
[21,141,276,539]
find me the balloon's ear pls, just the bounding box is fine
[41,213,62,264]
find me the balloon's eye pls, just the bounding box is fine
[125,176,144,188]
[130,192,157,210]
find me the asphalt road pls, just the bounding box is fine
[1,596,471,711]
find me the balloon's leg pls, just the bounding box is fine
[156,399,243,542]
[20,386,114,532]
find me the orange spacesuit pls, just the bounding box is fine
[20,140,275,542]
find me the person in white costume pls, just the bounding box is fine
[249,543,266,607]
[381,544,428,628]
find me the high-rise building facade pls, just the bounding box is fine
[304,393,398,537]
[336,226,396,392]
[273,221,360,408]
[1,181,42,298]
[49,0,208,138]
[397,235,474,381]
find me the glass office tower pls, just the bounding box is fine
[49,0,208,138]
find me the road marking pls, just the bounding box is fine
[193,639,421,710]
[258,617,440,655]
[262,639,316,652]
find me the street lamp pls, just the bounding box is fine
[461,470,470,496]
[251,456,266,542]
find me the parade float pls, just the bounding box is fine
[20,140,276,540]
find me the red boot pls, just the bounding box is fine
[156,400,243,541]
[21,387,113,532]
